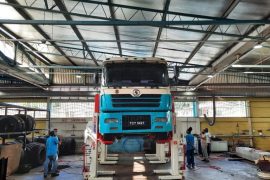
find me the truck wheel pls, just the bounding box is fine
[103,134,115,141]
[155,132,170,141]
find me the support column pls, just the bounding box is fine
[246,100,254,147]
[46,97,51,131]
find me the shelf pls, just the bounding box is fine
[0,129,49,136]
[35,120,50,122]
[0,102,49,112]
[0,103,51,139]
[0,131,33,136]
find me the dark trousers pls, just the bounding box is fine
[44,155,58,175]
[207,143,211,156]
[186,149,195,167]
[198,139,202,156]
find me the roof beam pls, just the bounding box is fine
[54,0,99,66]
[190,13,270,87]
[25,48,124,59]
[108,0,122,56]
[1,19,270,26]
[3,39,267,43]
[0,2,260,40]
[253,56,270,65]
[44,0,49,10]
[20,47,48,80]
[6,0,77,66]
[152,0,170,57]
[0,25,52,65]
[74,0,234,21]
[189,25,270,87]
[25,45,208,68]
[0,59,49,88]
[183,0,240,65]
[0,40,48,88]
[24,49,101,64]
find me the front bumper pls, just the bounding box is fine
[99,111,172,134]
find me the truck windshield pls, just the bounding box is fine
[104,63,169,87]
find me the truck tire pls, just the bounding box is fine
[25,142,46,167]
[59,137,76,155]
[155,132,170,141]
[15,114,35,132]
[33,136,47,144]
[0,116,25,138]
[103,134,115,142]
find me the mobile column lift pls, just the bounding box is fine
[145,143,167,164]
[83,94,118,180]
[145,95,185,179]
[145,111,185,179]
[83,94,185,179]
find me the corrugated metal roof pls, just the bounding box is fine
[206,73,270,84]
[53,69,96,84]
[0,0,269,87]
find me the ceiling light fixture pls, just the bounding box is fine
[76,75,82,78]
[0,27,51,64]
[232,65,270,68]
[18,64,28,68]
[243,71,270,74]
[254,44,263,49]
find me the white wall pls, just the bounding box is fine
[50,118,91,138]
[176,117,201,138]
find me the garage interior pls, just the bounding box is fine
[0,0,270,180]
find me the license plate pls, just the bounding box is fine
[122,115,151,130]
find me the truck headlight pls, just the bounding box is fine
[105,118,118,123]
[155,117,168,122]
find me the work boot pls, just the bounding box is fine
[51,173,59,177]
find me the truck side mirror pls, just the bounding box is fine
[94,73,99,85]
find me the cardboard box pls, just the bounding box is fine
[0,143,22,176]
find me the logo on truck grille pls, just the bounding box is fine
[132,89,141,97]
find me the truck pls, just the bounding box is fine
[99,57,172,142]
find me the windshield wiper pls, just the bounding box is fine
[107,82,124,88]
[106,82,166,88]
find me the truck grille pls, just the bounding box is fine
[122,115,151,130]
[111,94,161,108]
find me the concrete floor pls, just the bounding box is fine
[8,154,260,180]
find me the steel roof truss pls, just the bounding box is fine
[54,0,99,66]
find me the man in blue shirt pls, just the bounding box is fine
[186,127,195,169]
[44,131,59,178]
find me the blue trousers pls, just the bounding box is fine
[186,149,195,167]
[44,155,58,175]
